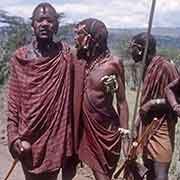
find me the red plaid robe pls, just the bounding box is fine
[7,42,74,174]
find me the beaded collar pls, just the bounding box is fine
[85,50,110,75]
[84,50,110,91]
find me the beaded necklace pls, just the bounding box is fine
[84,50,110,90]
[85,50,110,76]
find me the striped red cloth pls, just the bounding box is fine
[7,42,74,174]
[139,56,179,162]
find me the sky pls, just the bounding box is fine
[0,0,180,28]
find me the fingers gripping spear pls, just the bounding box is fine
[114,0,157,179]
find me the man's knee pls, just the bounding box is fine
[154,161,170,180]
[144,159,170,180]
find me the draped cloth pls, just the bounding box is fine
[139,56,179,162]
[78,55,123,176]
[7,42,74,174]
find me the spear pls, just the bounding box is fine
[131,0,156,137]
[114,0,157,178]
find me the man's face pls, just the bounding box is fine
[32,6,58,40]
[129,41,143,63]
[74,24,89,50]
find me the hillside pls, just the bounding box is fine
[108,27,180,50]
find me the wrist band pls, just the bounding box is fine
[156,99,161,105]
[118,128,130,136]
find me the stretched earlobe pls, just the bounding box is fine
[83,34,91,50]
[138,51,142,55]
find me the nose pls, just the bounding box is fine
[41,19,49,26]
[74,34,78,41]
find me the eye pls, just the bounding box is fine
[47,18,54,23]
[78,30,86,36]
[35,18,42,23]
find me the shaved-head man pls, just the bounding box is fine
[7,3,79,180]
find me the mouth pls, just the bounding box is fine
[39,27,50,34]
[40,29,48,34]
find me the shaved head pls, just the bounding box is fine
[31,3,59,35]
[32,3,58,21]
[78,18,108,46]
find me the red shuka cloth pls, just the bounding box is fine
[140,56,179,162]
[78,55,124,176]
[7,42,74,174]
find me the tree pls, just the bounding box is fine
[0,10,32,85]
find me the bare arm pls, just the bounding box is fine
[115,61,129,130]
[165,78,180,117]
[165,78,180,108]
[114,60,129,157]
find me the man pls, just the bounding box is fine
[7,3,78,180]
[74,18,129,180]
[129,32,179,180]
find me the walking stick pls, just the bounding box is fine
[130,0,156,137]
[3,159,18,180]
[114,0,157,178]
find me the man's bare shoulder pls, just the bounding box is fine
[104,55,124,70]
[101,55,124,77]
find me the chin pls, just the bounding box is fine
[39,36,50,40]
[134,58,142,63]
[76,49,87,59]
[37,33,53,40]
[132,55,142,63]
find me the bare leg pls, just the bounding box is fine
[143,158,170,180]
[154,161,170,180]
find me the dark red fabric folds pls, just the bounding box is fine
[139,56,179,162]
[78,55,122,176]
[7,44,73,174]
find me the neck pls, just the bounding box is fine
[33,38,58,58]
[86,47,108,64]
[36,38,54,50]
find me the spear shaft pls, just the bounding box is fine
[131,0,156,135]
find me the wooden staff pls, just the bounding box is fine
[114,0,157,178]
[3,159,18,180]
[131,0,157,137]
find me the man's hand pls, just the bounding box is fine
[118,128,130,157]
[11,139,31,160]
[173,104,180,117]
[139,101,154,117]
